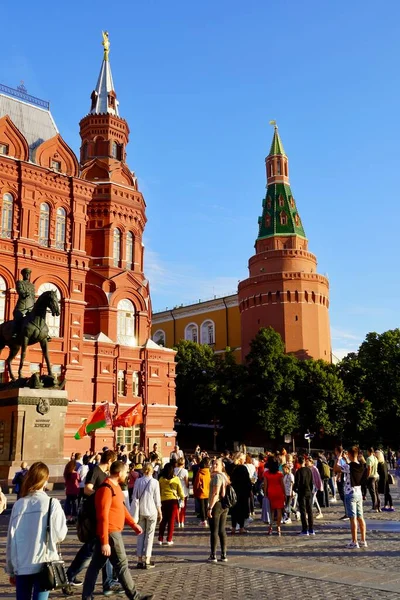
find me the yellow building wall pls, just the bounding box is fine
[151,295,242,362]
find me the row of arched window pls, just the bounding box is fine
[1,193,67,249]
[0,276,137,346]
[153,320,216,347]
[113,229,134,268]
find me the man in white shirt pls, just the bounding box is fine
[170,444,184,462]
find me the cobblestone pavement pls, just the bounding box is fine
[1,483,400,599]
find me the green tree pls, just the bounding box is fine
[245,327,300,438]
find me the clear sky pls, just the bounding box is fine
[1,0,399,359]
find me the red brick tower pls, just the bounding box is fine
[238,124,331,361]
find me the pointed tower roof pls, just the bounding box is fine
[268,120,286,156]
[257,123,306,241]
[90,31,120,117]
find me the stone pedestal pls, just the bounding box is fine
[0,387,68,485]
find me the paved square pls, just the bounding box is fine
[1,485,400,599]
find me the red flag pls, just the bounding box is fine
[113,402,143,428]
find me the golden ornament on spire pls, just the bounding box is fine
[102,31,110,61]
[269,119,278,128]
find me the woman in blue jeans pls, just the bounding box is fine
[6,462,68,599]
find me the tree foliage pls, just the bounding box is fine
[174,327,400,447]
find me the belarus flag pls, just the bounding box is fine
[113,402,143,428]
[74,403,112,440]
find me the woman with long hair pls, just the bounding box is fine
[6,462,67,599]
[376,450,393,511]
[206,458,229,562]
[264,456,285,535]
[230,453,252,534]
[63,459,80,523]
[158,462,184,546]
[174,456,189,527]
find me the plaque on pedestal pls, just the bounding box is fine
[0,387,68,485]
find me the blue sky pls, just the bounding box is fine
[1,0,399,358]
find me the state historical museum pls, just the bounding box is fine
[0,38,176,457]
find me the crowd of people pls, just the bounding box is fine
[4,442,400,599]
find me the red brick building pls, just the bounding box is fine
[238,124,331,361]
[0,42,176,458]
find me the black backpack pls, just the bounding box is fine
[76,482,115,543]
[221,483,237,510]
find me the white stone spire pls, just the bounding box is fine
[90,32,119,116]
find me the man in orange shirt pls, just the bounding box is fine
[82,461,153,600]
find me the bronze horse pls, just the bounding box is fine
[0,290,60,381]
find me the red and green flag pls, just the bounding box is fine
[74,403,112,440]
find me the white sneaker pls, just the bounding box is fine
[346,541,360,549]
[166,540,174,546]
[158,540,163,545]
[315,513,323,519]
[359,540,368,548]
[330,497,337,503]
[180,523,185,528]
[285,518,292,524]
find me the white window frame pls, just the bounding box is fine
[185,323,198,343]
[55,207,66,250]
[113,228,121,267]
[126,232,133,269]
[0,275,6,324]
[117,299,135,346]
[200,320,215,345]
[37,282,61,338]
[153,329,166,346]
[1,193,13,239]
[117,369,125,396]
[39,203,50,247]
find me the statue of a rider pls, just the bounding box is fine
[12,268,36,338]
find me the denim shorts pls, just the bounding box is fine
[345,493,363,519]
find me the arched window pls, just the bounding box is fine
[0,276,6,323]
[126,232,134,269]
[266,197,272,209]
[305,291,309,303]
[279,195,285,207]
[39,203,50,247]
[55,207,66,250]
[184,323,198,343]
[113,228,121,267]
[277,159,281,175]
[112,141,118,158]
[287,291,291,303]
[265,214,271,227]
[117,299,135,346]
[201,320,215,345]
[117,370,126,396]
[1,193,13,239]
[280,212,288,225]
[153,329,166,346]
[37,282,61,338]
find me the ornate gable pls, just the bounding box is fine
[0,115,29,160]
[35,134,79,176]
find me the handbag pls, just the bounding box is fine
[38,498,68,591]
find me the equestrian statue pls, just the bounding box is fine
[0,269,60,381]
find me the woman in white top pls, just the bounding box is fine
[6,462,68,600]
[174,457,189,527]
[130,463,162,569]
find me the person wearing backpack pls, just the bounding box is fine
[12,462,29,500]
[82,460,153,600]
[316,452,330,508]
[193,457,211,526]
[63,450,120,596]
[206,458,230,563]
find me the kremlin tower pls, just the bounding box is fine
[238,124,331,361]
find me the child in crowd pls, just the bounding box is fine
[282,463,295,523]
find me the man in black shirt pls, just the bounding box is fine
[294,455,314,536]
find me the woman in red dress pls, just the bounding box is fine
[264,457,286,535]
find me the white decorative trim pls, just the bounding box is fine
[153,294,238,322]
